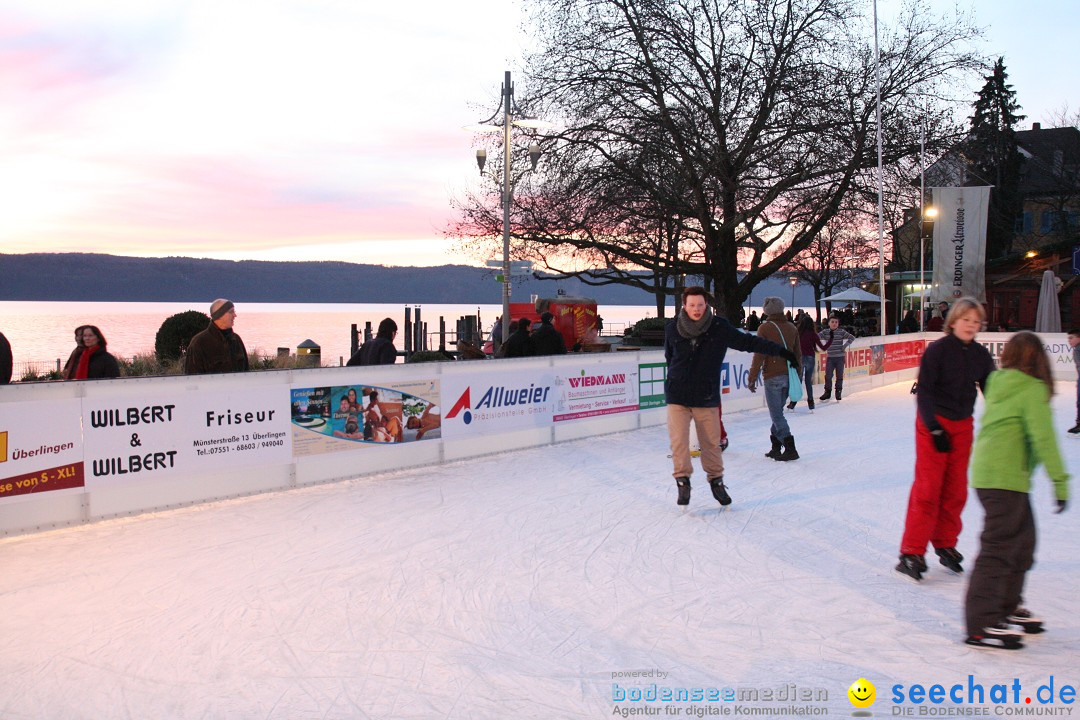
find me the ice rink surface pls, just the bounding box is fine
[2,382,1078,719]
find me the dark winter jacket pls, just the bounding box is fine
[184,323,249,375]
[0,331,11,384]
[531,322,566,356]
[916,333,995,432]
[347,336,397,366]
[501,327,536,358]
[799,328,831,356]
[664,314,786,407]
[66,347,121,380]
[750,316,801,382]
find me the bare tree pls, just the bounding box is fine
[449,0,981,321]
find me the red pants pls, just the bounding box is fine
[900,415,974,555]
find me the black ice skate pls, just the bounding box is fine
[709,477,731,506]
[676,477,691,506]
[895,554,925,581]
[1006,608,1044,634]
[965,624,1024,650]
[936,547,964,574]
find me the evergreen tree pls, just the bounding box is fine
[965,57,1025,258]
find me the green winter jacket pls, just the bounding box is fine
[970,369,1070,501]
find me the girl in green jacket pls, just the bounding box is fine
[964,331,1070,649]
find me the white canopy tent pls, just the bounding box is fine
[820,287,883,303]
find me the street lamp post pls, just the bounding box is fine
[789,275,798,310]
[918,118,937,332]
[469,71,547,344]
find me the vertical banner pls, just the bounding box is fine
[931,186,991,302]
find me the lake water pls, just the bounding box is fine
[0,301,676,368]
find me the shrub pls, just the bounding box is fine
[156,310,210,363]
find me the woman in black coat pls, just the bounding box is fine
[65,325,121,380]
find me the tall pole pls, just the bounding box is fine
[501,70,513,344]
[919,119,926,332]
[873,0,886,336]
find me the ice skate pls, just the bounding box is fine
[965,624,1024,650]
[935,547,963,574]
[675,477,691,506]
[895,554,925,581]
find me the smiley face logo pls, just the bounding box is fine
[848,678,876,709]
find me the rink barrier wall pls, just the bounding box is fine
[0,332,1071,537]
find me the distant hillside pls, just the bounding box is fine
[0,253,657,304]
[0,253,820,307]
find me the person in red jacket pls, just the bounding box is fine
[896,297,995,581]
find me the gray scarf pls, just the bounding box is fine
[676,307,714,339]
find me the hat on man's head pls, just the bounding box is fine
[762,297,785,316]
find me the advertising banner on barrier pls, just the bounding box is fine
[442,366,555,438]
[0,399,85,504]
[82,385,292,487]
[290,379,441,456]
[880,340,926,373]
[553,362,639,421]
[638,362,667,410]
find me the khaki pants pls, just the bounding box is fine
[667,404,725,479]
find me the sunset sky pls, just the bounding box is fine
[1,0,1077,267]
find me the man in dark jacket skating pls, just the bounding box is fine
[665,286,798,507]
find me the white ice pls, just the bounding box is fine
[2,382,1078,719]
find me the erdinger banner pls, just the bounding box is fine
[930,186,990,302]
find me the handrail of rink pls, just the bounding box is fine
[0,332,1070,536]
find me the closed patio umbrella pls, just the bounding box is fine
[1035,270,1062,333]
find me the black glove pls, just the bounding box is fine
[778,348,799,370]
[930,429,951,453]
[1056,499,1067,514]
[747,379,757,393]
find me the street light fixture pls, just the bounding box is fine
[789,275,798,310]
[919,205,937,332]
[467,70,551,343]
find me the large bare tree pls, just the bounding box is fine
[450,0,980,320]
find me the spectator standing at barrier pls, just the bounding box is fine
[61,325,89,380]
[896,297,995,581]
[665,286,797,508]
[1067,329,1080,434]
[745,311,761,331]
[501,317,536,358]
[490,316,503,357]
[789,315,831,411]
[899,310,919,334]
[64,325,120,380]
[926,308,945,332]
[348,318,398,366]
[964,331,1069,649]
[0,330,11,384]
[531,312,566,356]
[184,299,249,375]
[749,297,802,461]
[818,315,856,402]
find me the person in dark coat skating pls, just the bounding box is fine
[665,286,798,508]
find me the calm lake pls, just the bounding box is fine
[1,301,673,368]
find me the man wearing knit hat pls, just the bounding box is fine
[184,298,250,375]
[749,297,802,461]
[665,286,798,508]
